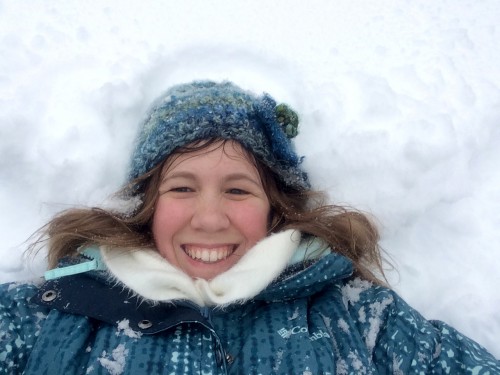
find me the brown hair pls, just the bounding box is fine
[33,139,386,284]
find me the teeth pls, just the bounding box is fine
[184,245,234,263]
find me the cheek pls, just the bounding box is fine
[152,200,190,246]
[231,202,270,241]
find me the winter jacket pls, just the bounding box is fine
[1,230,499,374]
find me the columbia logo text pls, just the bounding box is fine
[277,327,331,341]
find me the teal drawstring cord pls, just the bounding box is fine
[44,247,106,280]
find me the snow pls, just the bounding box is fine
[365,297,394,354]
[1,0,499,359]
[337,319,350,334]
[116,319,142,339]
[98,345,128,375]
[341,278,372,308]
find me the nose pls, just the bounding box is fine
[190,195,230,232]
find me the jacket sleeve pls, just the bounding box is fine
[0,281,49,375]
[368,287,500,374]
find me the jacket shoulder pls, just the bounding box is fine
[0,281,50,375]
[338,278,500,373]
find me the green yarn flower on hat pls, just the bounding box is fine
[275,103,299,138]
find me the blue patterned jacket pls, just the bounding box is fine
[1,250,499,374]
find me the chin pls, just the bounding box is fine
[186,263,233,280]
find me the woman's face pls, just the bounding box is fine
[152,141,271,280]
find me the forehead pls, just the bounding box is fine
[162,140,259,175]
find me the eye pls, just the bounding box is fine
[170,187,193,193]
[226,188,249,195]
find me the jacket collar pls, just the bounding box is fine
[35,271,213,335]
[101,229,302,307]
[34,243,353,333]
[257,252,353,301]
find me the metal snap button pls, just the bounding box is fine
[41,290,57,302]
[138,320,153,329]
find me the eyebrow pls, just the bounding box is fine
[224,173,263,187]
[162,171,262,187]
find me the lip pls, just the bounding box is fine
[181,244,238,263]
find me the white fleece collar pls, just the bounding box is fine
[100,229,301,307]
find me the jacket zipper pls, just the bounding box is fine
[200,306,212,323]
[197,305,232,369]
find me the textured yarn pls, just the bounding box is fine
[129,81,309,189]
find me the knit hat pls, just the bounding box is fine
[129,80,309,190]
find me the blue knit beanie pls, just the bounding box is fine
[129,80,309,190]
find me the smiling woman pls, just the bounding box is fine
[153,140,271,280]
[0,80,499,374]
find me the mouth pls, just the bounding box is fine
[182,244,237,263]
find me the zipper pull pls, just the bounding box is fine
[200,306,212,321]
[44,246,106,280]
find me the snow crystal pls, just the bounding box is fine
[35,312,47,320]
[98,344,129,375]
[102,195,143,216]
[337,318,350,333]
[369,296,394,317]
[392,354,404,375]
[364,297,394,354]
[341,278,372,309]
[433,343,442,359]
[288,307,300,320]
[417,351,428,364]
[336,359,348,375]
[272,348,284,372]
[116,319,142,339]
[348,351,364,372]
[358,306,366,323]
